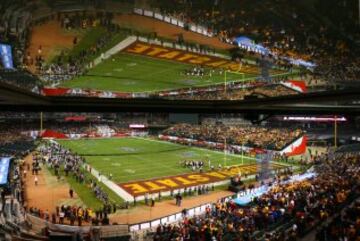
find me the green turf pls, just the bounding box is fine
[57,137,255,183]
[65,27,128,63]
[64,172,105,209]
[60,53,256,92]
[70,28,106,56]
[47,162,125,209]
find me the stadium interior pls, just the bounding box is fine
[0,0,359,241]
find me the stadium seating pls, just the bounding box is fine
[0,69,42,93]
[162,124,303,150]
[150,152,360,241]
[0,0,33,67]
[152,0,359,83]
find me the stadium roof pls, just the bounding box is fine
[1,80,360,114]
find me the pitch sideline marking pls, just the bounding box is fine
[84,164,134,202]
[132,136,256,161]
[57,138,294,201]
[132,137,293,168]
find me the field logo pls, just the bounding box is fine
[119,163,286,196]
[123,42,263,74]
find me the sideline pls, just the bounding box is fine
[84,164,134,202]
[92,36,137,66]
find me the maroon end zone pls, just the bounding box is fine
[122,41,284,75]
[119,163,287,196]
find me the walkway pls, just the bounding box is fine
[110,190,233,224]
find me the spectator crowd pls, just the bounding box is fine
[152,151,360,241]
[35,12,121,85]
[163,83,298,100]
[0,125,35,157]
[152,0,360,84]
[163,124,303,150]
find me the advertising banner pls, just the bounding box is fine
[170,18,178,25]
[133,8,143,15]
[143,10,153,17]
[164,16,171,23]
[154,13,163,20]
[0,44,14,69]
[0,157,11,185]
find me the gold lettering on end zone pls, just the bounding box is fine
[175,177,197,185]
[123,41,281,75]
[126,43,150,54]
[159,51,181,59]
[176,53,198,61]
[144,181,167,191]
[156,178,179,188]
[187,175,209,182]
[123,183,148,194]
[146,47,168,56]
[205,60,228,67]
[119,163,287,197]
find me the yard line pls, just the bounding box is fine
[132,136,257,160]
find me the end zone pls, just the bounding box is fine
[118,163,286,197]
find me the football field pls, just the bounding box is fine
[60,53,256,92]
[57,137,256,183]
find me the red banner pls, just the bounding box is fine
[42,87,70,96]
[41,130,68,139]
[281,80,307,93]
[41,88,133,98]
[64,116,87,122]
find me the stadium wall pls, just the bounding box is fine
[27,214,129,238]
[158,134,307,156]
[40,130,130,139]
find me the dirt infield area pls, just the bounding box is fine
[23,154,83,212]
[21,153,234,225]
[26,14,232,74]
[114,14,232,50]
[27,20,81,72]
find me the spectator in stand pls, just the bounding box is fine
[153,151,360,241]
[38,12,119,86]
[152,0,360,84]
[163,123,303,151]
[164,82,298,100]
